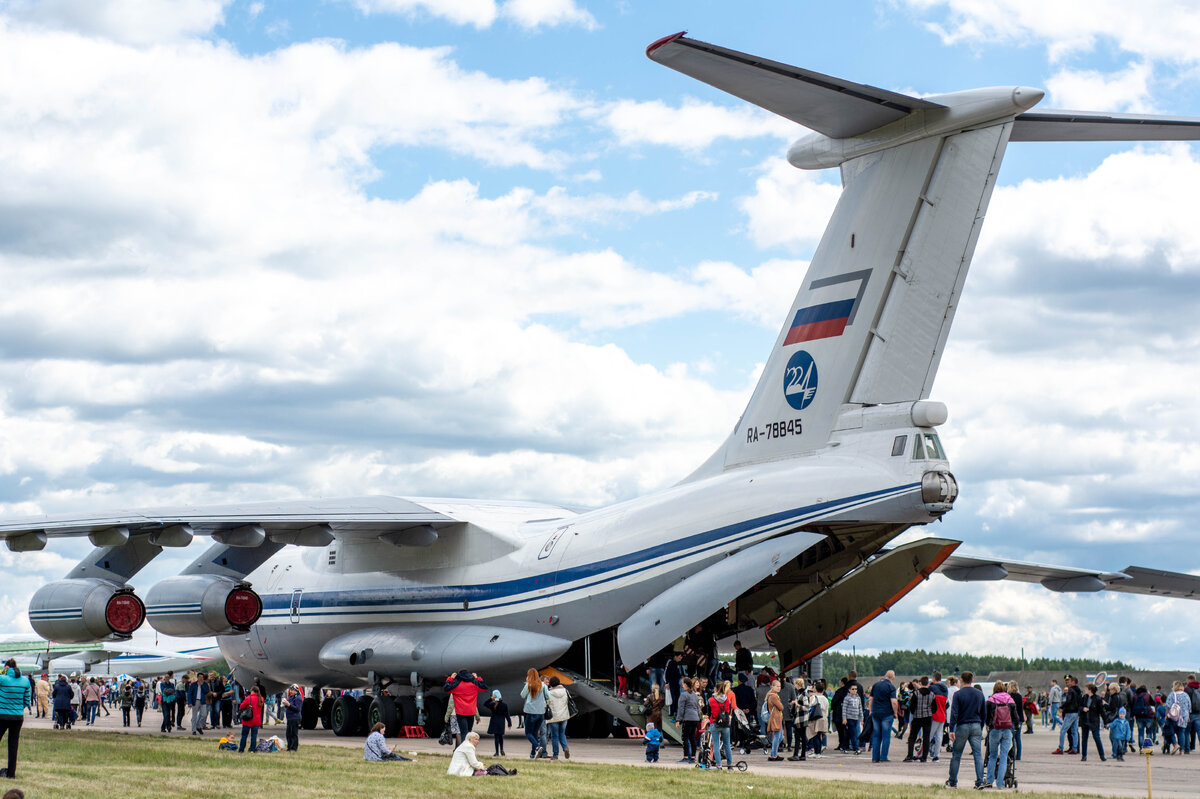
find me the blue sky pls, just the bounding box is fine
[1,0,1199,669]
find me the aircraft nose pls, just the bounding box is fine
[1012,86,1045,111]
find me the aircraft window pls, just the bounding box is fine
[914,432,946,460]
[891,435,907,456]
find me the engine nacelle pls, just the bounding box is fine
[29,578,146,643]
[145,575,262,637]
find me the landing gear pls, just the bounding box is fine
[369,695,400,738]
[319,695,334,730]
[331,694,359,737]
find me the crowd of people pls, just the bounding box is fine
[623,649,1200,788]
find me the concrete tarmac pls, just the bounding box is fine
[24,708,1196,797]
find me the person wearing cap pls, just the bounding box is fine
[484,689,511,757]
[283,685,304,751]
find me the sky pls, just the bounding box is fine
[1,0,1199,670]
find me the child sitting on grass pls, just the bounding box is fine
[645,722,663,762]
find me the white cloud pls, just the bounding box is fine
[906,0,1200,64]
[2,0,230,45]
[501,0,596,30]
[602,97,793,151]
[1045,61,1154,112]
[344,0,499,28]
[919,600,950,618]
[737,159,842,252]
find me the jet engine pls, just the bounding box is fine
[145,574,262,637]
[28,578,146,642]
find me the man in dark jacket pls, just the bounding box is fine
[831,678,849,750]
[1054,675,1082,754]
[733,641,754,678]
[665,652,685,717]
[51,675,73,729]
[945,671,985,789]
[905,676,935,762]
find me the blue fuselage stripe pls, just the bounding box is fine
[259,482,918,619]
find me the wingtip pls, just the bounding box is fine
[646,31,686,58]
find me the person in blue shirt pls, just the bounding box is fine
[644,722,663,762]
[945,671,986,789]
[867,670,899,762]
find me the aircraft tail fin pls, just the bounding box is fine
[646,33,943,138]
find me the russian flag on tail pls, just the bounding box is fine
[784,298,855,345]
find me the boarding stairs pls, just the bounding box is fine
[551,667,684,745]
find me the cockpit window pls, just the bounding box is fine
[913,432,946,461]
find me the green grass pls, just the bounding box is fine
[8,729,1107,799]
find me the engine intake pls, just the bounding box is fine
[145,574,262,637]
[29,578,146,642]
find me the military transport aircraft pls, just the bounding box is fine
[0,635,217,678]
[3,34,1200,737]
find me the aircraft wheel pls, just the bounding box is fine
[356,695,373,735]
[423,694,446,737]
[300,697,319,730]
[398,695,418,728]
[369,696,400,738]
[331,694,359,737]
[319,696,334,730]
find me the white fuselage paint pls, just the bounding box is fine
[219,425,946,687]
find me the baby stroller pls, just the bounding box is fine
[696,718,749,771]
[982,735,1018,789]
[733,708,763,755]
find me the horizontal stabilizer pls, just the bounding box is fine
[1012,110,1200,141]
[646,33,943,138]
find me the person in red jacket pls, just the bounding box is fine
[444,670,487,736]
[238,685,265,753]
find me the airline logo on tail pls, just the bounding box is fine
[783,350,818,410]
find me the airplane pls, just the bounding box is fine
[0,635,219,678]
[4,33,1200,739]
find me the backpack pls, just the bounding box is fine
[807,699,823,721]
[1133,693,1147,717]
[1167,701,1183,723]
[713,697,732,727]
[991,701,1013,729]
[1189,687,1200,714]
[161,682,175,699]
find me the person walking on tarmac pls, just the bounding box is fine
[0,659,32,780]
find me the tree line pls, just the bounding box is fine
[820,649,1134,677]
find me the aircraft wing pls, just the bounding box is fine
[0,495,458,551]
[645,32,944,138]
[1013,110,1200,141]
[939,554,1200,598]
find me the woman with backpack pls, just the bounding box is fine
[1164,681,1191,754]
[982,681,1017,787]
[1132,685,1156,751]
[707,680,735,770]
